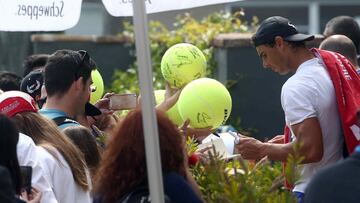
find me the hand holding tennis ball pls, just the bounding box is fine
[154,89,183,126]
[177,78,232,130]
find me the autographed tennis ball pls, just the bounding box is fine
[161,43,207,88]
[177,78,232,129]
[90,69,104,104]
[154,90,183,126]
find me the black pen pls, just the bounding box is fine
[213,132,221,138]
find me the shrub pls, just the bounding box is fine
[187,138,300,203]
[110,10,258,94]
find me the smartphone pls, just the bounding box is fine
[20,166,32,194]
[109,93,137,110]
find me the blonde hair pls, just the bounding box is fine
[12,112,89,190]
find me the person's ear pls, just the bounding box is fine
[74,76,84,90]
[274,36,284,47]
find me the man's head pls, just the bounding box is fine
[320,35,359,68]
[22,54,49,77]
[45,49,96,97]
[251,16,314,75]
[0,71,22,91]
[44,50,96,114]
[323,16,360,54]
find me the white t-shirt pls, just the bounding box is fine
[17,133,58,203]
[281,57,344,193]
[35,146,92,203]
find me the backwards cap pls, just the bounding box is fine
[20,69,44,100]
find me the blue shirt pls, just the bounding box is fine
[39,108,79,130]
[163,172,202,203]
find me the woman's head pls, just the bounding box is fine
[94,108,186,203]
[63,125,101,177]
[0,114,21,194]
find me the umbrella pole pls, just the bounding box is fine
[132,0,165,203]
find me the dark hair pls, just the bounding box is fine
[324,16,360,53]
[63,125,101,178]
[0,71,22,91]
[0,114,22,194]
[22,54,49,77]
[44,49,96,97]
[94,109,186,203]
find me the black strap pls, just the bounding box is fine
[117,184,173,203]
[52,116,79,126]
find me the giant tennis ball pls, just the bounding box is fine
[90,69,104,104]
[154,90,183,126]
[177,78,232,129]
[161,43,207,88]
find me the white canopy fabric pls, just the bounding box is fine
[103,0,242,16]
[0,0,82,31]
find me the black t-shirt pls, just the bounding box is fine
[93,172,202,203]
[304,152,360,203]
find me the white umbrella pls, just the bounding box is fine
[0,1,243,202]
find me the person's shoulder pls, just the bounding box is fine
[293,57,325,77]
[305,156,360,203]
[308,156,358,185]
[18,133,36,148]
[164,172,187,183]
[58,120,80,130]
[35,145,60,166]
[40,109,79,128]
[36,145,54,157]
[17,133,38,164]
[39,108,66,119]
[282,76,312,95]
[283,58,325,93]
[163,172,202,203]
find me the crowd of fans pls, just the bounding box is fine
[0,15,360,203]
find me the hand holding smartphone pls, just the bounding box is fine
[109,93,137,110]
[20,166,32,194]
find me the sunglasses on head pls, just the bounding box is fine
[74,50,90,80]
